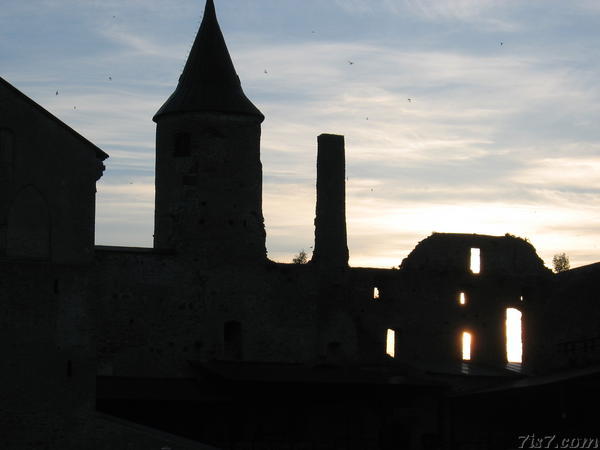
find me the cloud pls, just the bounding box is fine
[332,0,520,31]
[511,158,600,192]
[4,0,600,269]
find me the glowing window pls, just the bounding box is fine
[459,292,466,305]
[373,287,380,300]
[506,308,522,363]
[520,295,523,302]
[470,248,480,274]
[386,329,395,358]
[462,331,472,361]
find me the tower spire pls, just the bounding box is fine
[153,0,263,121]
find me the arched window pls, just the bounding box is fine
[0,128,14,165]
[462,331,472,361]
[506,308,522,363]
[7,186,50,259]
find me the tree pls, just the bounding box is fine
[552,253,570,273]
[292,249,308,264]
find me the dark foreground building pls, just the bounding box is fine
[2,1,599,449]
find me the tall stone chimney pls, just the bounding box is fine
[311,134,349,267]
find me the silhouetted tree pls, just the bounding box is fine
[552,253,570,273]
[292,250,308,264]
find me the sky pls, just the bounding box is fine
[1,0,600,269]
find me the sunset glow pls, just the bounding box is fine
[3,1,599,271]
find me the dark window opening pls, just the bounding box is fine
[182,174,196,186]
[224,321,243,360]
[327,342,344,363]
[174,132,191,157]
[67,360,72,377]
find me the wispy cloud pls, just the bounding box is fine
[3,0,599,269]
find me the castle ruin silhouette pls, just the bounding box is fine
[2,1,599,449]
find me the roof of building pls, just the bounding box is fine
[189,360,442,387]
[454,363,600,397]
[153,0,263,121]
[0,77,109,161]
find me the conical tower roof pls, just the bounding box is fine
[153,0,263,121]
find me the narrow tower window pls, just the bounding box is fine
[386,329,395,358]
[459,292,466,305]
[506,308,523,363]
[373,287,380,300]
[470,248,480,274]
[174,132,191,157]
[462,331,472,361]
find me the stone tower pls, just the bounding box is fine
[153,0,266,265]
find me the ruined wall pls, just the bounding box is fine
[92,233,556,377]
[0,80,105,263]
[529,263,600,372]
[92,249,323,378]
[347,234,552,370]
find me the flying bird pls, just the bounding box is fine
[108,76,112,81]
[55,90,58,95]
[408,98,412,102]
[348,61,354,65]
[500,42,504,46]
[264,69,268,74]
